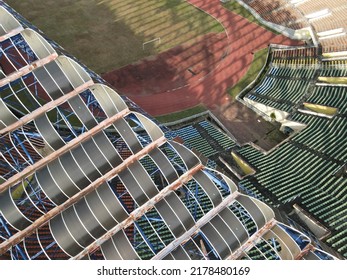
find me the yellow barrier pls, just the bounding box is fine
[231,152,254,176]
[303,103,338,116]
[318,76,347,85]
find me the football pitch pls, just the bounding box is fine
[6,0,224,73]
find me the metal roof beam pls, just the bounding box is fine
[0,107,129,194]
[0,135,166,255]
[0,52,58,88]
[71,162,204,260]
[0,26,23,42]
[151,191,241,260]
[226,218,277,260]
[0,79,93,135]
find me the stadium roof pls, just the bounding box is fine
[0,1,337,260]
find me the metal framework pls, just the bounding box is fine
[0,1,337,260]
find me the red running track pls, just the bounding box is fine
[118,0,302,116]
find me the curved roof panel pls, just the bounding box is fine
[0,6,22,39]
[0,1,338,261]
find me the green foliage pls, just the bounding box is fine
[155,104,207,123]
[270,112,276,120]
[228,47,269,98]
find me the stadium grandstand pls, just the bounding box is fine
[238,43,347,258]
[236,0,347,53]
[0,0,345,261]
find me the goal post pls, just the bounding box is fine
[142,37,161,51]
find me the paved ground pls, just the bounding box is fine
[103,0,303,148]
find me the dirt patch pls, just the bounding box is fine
[102,32,228,96]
